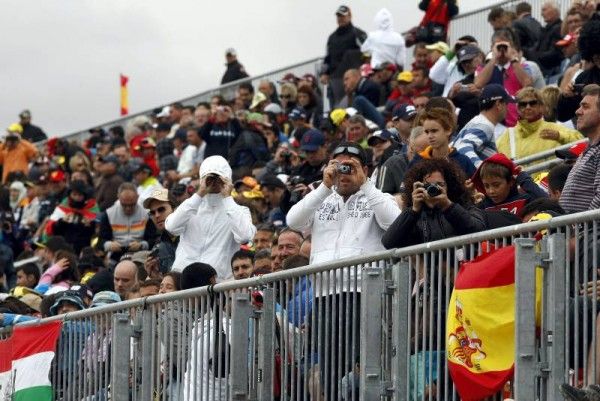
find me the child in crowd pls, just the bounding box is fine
[471,153,547,215]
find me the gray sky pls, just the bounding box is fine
[1,0,500,136]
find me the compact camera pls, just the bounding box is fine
[423,183,442,197]
[336,164,352,175]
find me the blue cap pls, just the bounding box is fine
[288,107,308,121]
[479,84,516,105]
[300,129,325,151]
[368,129,394,145]
[91,291,122,308]
[49,290,86,316]
[392,104,417,121]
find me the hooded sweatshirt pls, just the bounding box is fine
[361,8,406,68]
[164,156,256,279]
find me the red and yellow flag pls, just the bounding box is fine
[446,246,516,401]
[120,74,129,116]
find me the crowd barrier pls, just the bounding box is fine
[4,209,600,400]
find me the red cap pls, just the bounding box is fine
[471,153,518,194]
[49,169,66,183]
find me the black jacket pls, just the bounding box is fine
[526,19,564,75]
[512,15,542,56]
[199,119,242,160]
[21,123,47,143]
[155,230,179,274]
[290,161,326,186]
[378,153,410,195]
[557,65,600,122]
[228,127,270,169]
[382,203,486,249]
[354,78,383,107]
[221,60,249,84]
[323,23,367,78]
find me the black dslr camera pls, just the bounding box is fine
[423,183,442,197]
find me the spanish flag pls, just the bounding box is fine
[446,246,516,401]
[120,74,129,116]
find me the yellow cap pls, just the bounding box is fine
[7,123,23,134]
[330,108,347,126]
[397,71,413,83]
[425,41,450,54]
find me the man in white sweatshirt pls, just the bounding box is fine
[286,141,400,400]
[165,156,256,279]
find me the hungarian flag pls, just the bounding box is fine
[120,74,129,116]
[446,246,517,401]
[0,321,62,401]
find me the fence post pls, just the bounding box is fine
[256,288,275,401]
[546,233,567,400]
[360,266,385,400]
[514,238,538,401]
[111,313,132,401]
[391,259,410,401]
[139,308,154,401]
[230,292,253,401]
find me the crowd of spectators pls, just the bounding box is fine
[3,1,600,400]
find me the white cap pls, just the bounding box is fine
[199,156,232,180]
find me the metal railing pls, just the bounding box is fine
[5,208,600,400]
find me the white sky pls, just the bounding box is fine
[0,0,500,136]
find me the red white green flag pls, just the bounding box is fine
[0,321,62,401]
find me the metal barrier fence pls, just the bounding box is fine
[5,208,600,400]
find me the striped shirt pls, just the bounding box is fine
[560,142,600,213]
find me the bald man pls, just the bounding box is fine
[113,260,139,300]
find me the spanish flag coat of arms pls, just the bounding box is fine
[446,245,519,401]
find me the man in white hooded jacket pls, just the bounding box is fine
[360,8,406,69]
[165,155,256,279]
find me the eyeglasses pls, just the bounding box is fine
[333,146,362,158]
[279,95,292,100]
[517,100,539,108]
[148,206,167,216]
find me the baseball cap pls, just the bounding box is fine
[367,129,394,146]
[20,293,43,313]
[479,84,516,106]
[556,32,578,47]
[264,103,283,114]
[6,123,23,137]
[278,73,299,84]
[471,153,519,194]
[330,109,348,126]
[555,141,587,160]
[135,163,153,174]
[457,45,481,63]
[397,71,413,83]
[250,92,267,109]
[426,41,450,54]
[19,110,31,119]
[392,104,417,121]
[131,251,150,265]
[260,174,287,189]
[300,129,325,151]
[288,107,308,121]
[49,290,86,316]
[336,5,350,16]
[140,137,156,148]
[49,169,66,183]
[156,106,170,118]
[373,62,397,73]
[143,187,170,208]
[332,142,368,165]
[99,154,119,165]
[199,155,232,180]
[225,47,237,56]
[234,176,258,190]
[91,291,121,308]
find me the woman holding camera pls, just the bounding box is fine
[382,158,486,249]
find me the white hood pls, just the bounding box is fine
[199,155,232,180]
[374,8,393,32]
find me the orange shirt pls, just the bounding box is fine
[0,139,38,182]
